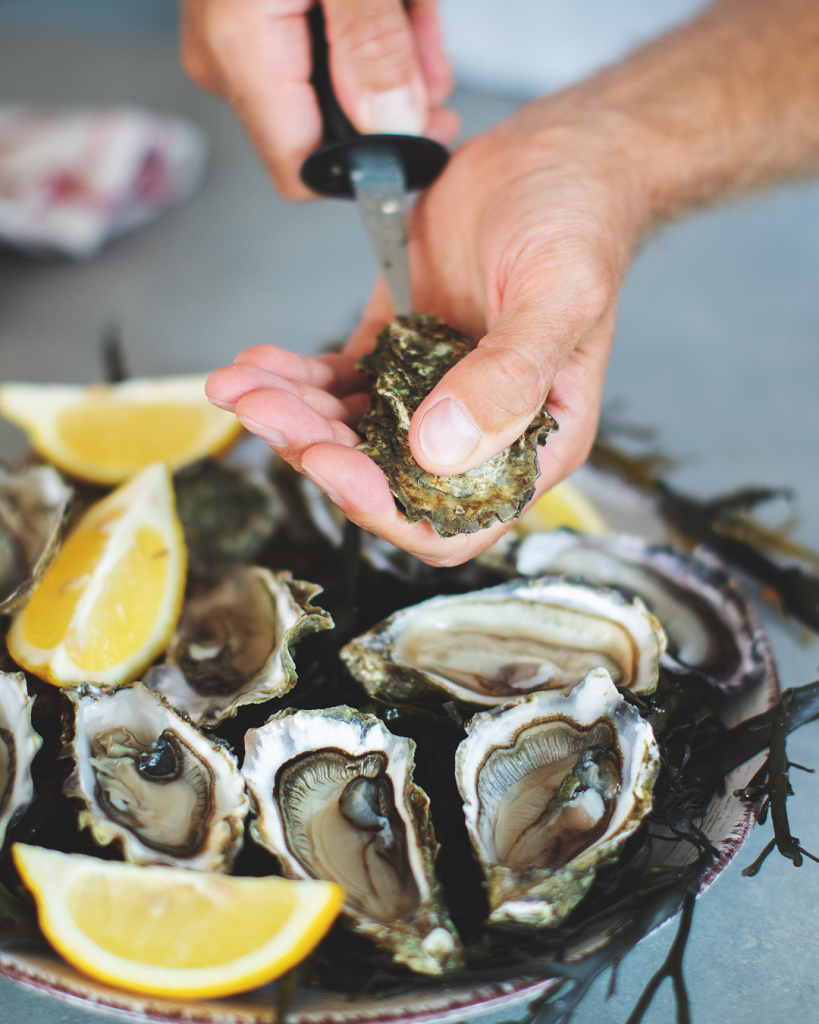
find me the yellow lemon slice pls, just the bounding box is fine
[517,479,608,536]
[14,844,343,1000]
[7,462,186,687]
[0,376,242,484]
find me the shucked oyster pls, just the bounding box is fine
[144,567,333,728]
[517,530,770,692]
[356,316,557,537]
[341,577,666,706]
[0,672,42,847]
[64,682,248,870]
[0,464,72,614]
[243,705,463,975]
[456,668,659,928]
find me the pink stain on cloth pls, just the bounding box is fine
[0,106,208,258]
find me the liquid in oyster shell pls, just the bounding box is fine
[243,705,463,975]
[64,682,248,871]
[456,668,660,928]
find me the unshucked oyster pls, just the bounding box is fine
[341,577,665,706]
[144,567,333,728]
[356,316,557,537]
[456,668,659,928]
[64,682,248,870]
[0,672,41,847]
[243,705,463,975]
[0,465,72,614]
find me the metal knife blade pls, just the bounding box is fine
[349,146,412,316]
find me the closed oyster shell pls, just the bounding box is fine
[356,316,557,537]
[516,530,770,692]
[456,668,659,928]
[341,577,666,706]
[64,682,248,870]
[0,464,72,614]
[144,567,333,728]
[243,705,463,975]
[0,672,42,847]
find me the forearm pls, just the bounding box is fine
[515,0,819,237]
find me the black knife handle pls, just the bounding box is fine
[300,4,449,198]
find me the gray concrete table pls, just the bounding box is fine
[0,26,818,1024]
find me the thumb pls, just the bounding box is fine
[408,303,614,477]
[323,0,428,135]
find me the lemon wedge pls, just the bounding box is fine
[7,462,186,687]
[517,479,608,536]
[0,376,242,484]
[13,844,343,1000]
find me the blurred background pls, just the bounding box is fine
[0,4,819,1024]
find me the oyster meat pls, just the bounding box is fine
[356,316,557,537]
[144,567,333,728]
[0,672,41,847]
[0,464,72,614]
[243,705,463,975]
[456,668,660,928]
[64,682,248,870]
[516,530,770,691]
[341,577,666,706]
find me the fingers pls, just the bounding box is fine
[181,0,320,199]
[207,362,367,429]
[229,344,369,397]
[407,0,454,107]
[322,0,428,134]
[233,388,362,468]
[299,443,511,566]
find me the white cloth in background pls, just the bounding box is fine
[441,0,713,97]
[0,107,208,258]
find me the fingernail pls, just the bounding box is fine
[237,415,285,450]
[302,466,343,506]
[357,84,424,135]
[418,398,481,468]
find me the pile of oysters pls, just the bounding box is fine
[0,324,773,987]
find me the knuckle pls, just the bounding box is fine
[486,345,547,420]
[334,11,414,83]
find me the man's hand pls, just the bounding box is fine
[206,108,641,565]
[181,0,459,198]
[205,0,819,567]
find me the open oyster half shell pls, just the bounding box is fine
[144,567,333,728]
[0,672,42,847]
[64,682,248,870]
[516,529,770,692]
[341,577,666,707]
[456,668,660,928]
[243,705,463,975]
[0,464,72,614]
[356,316,557,537]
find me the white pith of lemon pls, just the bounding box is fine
[7,462,186,687]
[13,844,344,1000]
[517,479,609,536]
[0,376,242,484]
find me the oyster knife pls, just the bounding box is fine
[300,4,448,316]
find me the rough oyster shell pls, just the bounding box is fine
[341,577,666,707]
[0,672,42,846]
[356,316,557,537]
[64,682,248,870]
[456,668,659,928]
[516,530,769,691]
[174,458,284,573]
[144,567,333,728]
[0,464,72,614]
[242,705,463,975]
